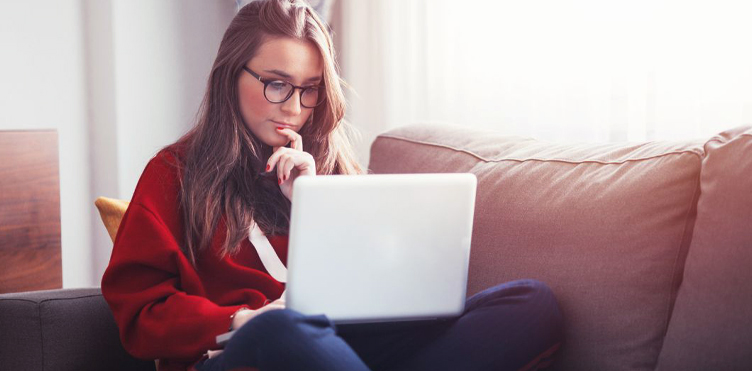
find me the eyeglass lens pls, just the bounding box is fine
[265,81,320,108]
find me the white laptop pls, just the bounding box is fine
[217,173,476,344]
[287,173,476,323]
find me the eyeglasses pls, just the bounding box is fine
[242,66,323,108]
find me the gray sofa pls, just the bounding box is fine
[2,124,751,370]
[0,288,154,371]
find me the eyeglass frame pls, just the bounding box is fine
[242,66,324,108]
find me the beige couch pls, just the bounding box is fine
[369,124,752,371]
[1,124,750,370]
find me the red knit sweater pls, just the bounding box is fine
[101,148,287,371]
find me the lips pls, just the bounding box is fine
[272,120,295,129]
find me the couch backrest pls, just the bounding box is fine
[655,127,752,370]
[369,125,706,371]
[0,288,155,371]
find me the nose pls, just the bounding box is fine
[280,88,303,116]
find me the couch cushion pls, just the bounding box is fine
[655,127,752,370]
[369,125,704,371]
[0,294,43,370]
[0,288,155,371]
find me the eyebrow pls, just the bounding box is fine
[264,69,321,83]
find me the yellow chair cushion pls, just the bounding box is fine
[94,196,130,243]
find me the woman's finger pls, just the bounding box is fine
[277,154,291,184]
[261,304,285,313]
[267,145,316,184]
[276,127,303,151]
[289,130,302,151]
[282,155,296,181]
[267,147,286,173]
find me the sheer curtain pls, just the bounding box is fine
[333,0,752,164]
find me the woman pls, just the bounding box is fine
[101,1,564,370]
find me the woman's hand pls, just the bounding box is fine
[206,298,285,358]
[266,127,316,201]
[231,297,286,331]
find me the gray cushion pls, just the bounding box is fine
[0,288,155,371]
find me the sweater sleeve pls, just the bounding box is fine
[101,201,243,361]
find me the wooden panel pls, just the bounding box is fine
[0,130,62,293]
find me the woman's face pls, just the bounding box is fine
[238,37,324,148]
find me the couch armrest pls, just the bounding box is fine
[0,288,155,371]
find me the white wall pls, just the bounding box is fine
[1,0,235,287]
[1,1,92,288]
[335,0,752,168]
[110,1,236,200]
[89,0,236,285]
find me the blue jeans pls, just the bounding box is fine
[196,279,563,371]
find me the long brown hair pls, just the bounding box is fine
[168,0,362,266]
